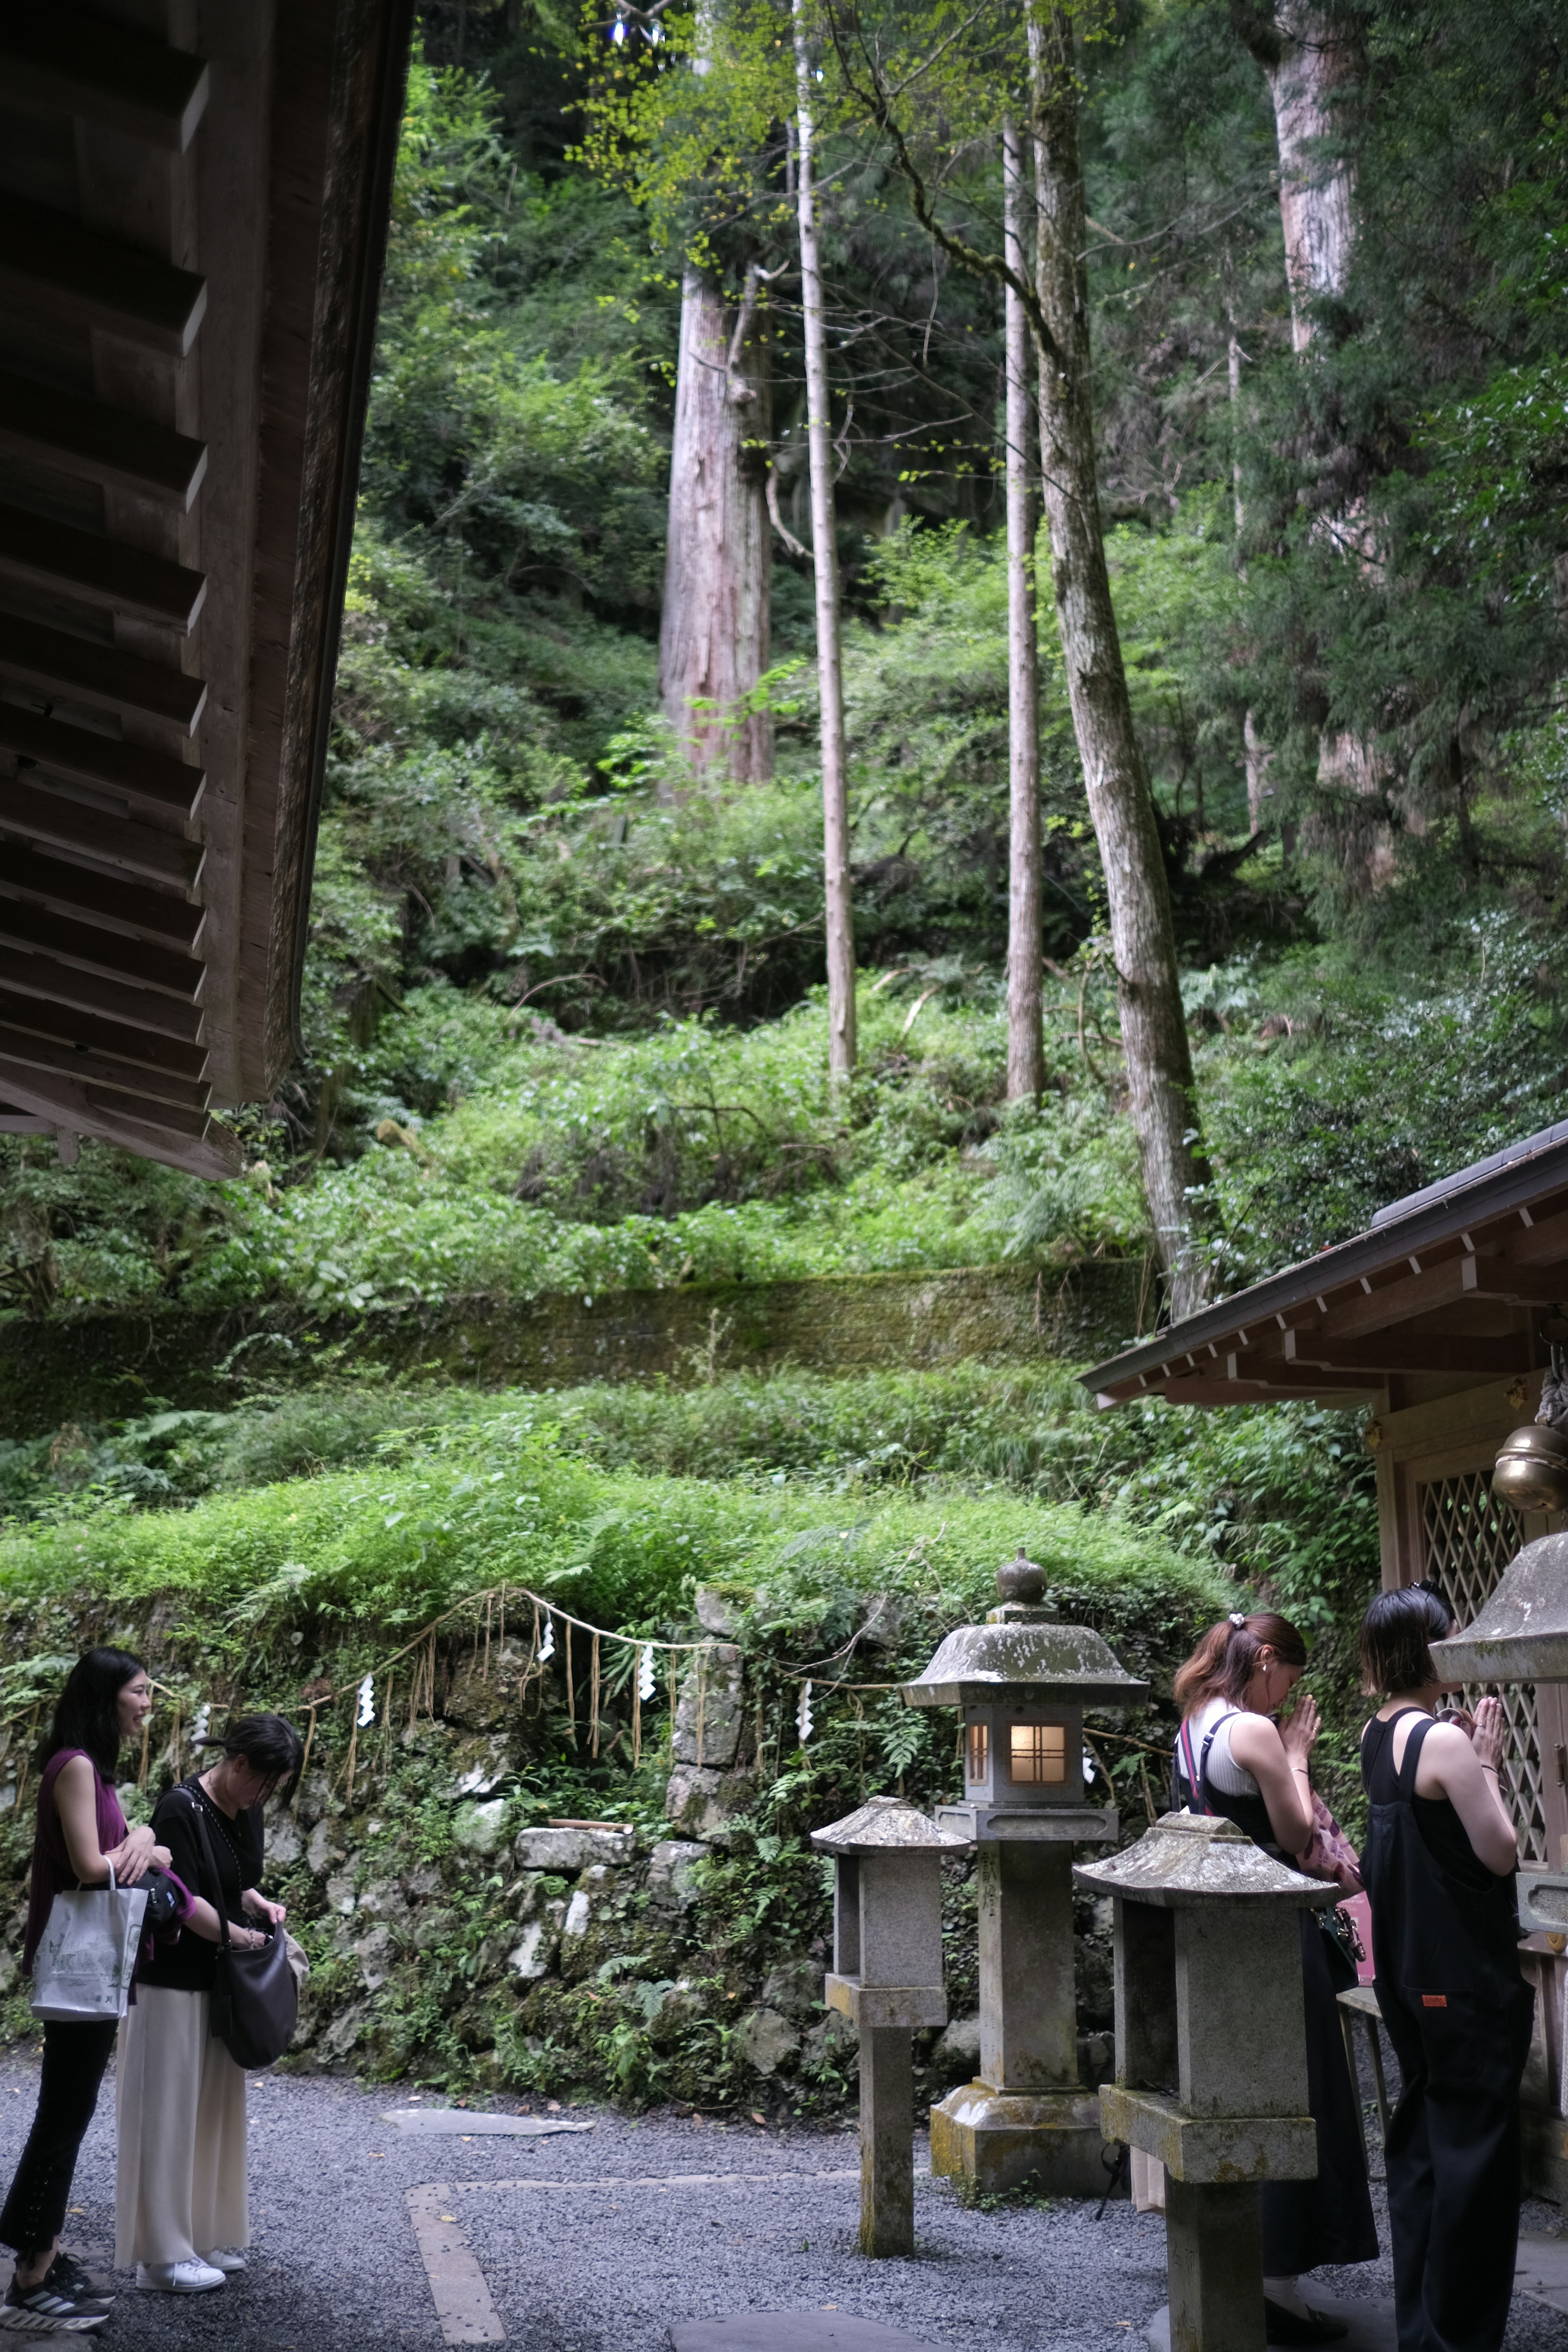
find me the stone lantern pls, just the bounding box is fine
[901,1549,1149,2196]
[1430,1532,1568,2202]
[1076,1813,1334,2352]
[811,1794,968,2256]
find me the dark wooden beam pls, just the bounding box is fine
[0,704,204,820]
[0,1056,240,1176]
[1148,1375,1388,1407]
[0,370,207,509]
[0,1019,209,1113]
[0,616,206,733]
[0,897,199,1001]
[1283,1329,1532,1376]
[1319,1252,1565,1339]
[0,847,203,951]
[0,502,206,631]
[0,4,210,151]
[0,194,207,357]
[0,984,206,1083]
[0,942,202,1044]
[0,780,203,892]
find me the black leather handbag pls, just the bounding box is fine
[185,1795,298,2069]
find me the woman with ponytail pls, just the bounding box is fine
[1173,1610,1378,2344]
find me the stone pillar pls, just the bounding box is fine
[858,2025,914,2256]
[1165,2179,1264,2352]
[979,1841,1076,2087]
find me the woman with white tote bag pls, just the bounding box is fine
[0,1649,170,2332]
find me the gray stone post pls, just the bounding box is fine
[978,1840,1077,2088]
[858,2025,915,2256]
[1165,2179,1264,2352]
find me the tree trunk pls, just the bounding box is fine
[1238,3,1379,862]
[658,266,773,782]
[793,2,856,1079]
[1031,7,1211,1317]
[1003,112,1044,1105]
[1236,1,1359,352]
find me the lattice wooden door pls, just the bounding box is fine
[1419,1470,1546,1860]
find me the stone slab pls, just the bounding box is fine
[1145,2295,1395,2352]
[671,2316,944,2352]
[382,2109,596,2136]
[1517,2230,1568,2314]
[1098,2085,1318,2182]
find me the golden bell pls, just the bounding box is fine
[1492,1423,1568,1514]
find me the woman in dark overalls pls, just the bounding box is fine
[1174,1610,1378,2347]
[1359,1584,1532,2352]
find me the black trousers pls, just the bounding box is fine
[0,2018,118,2261]
[1381,1981,1535,2352]
[1261,1911,1379,2275]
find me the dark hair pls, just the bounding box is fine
[47,1648,147,1780]
[1359,1583,1455,1695]
[1174,1612,1309,1714]
[193,1711,304,1804]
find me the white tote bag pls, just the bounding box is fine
[30,1867,149,2024]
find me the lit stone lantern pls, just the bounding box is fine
[811,1794,968,2256]
[902,1549,1148,2196]
[1076,1814,1333,2352]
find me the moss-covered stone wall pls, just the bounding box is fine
[0,1259,1143,1440]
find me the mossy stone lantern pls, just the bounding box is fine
[1075,1813,1333,2352]
[812,1794,968,2256]
[901,1548,1148,2197]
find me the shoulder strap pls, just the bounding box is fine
[1393,1710,1436,1800]
[183,1791,232,1952]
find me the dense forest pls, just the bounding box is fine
[1,0,1564,1329]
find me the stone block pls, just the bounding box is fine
[672,1643,744,1766]
[266,1816,302,1869]
[450,1734,512,1798]
[562,1888,592,1938]
[508,1904,565,1980]
[761,1957,823,2019]
[306,1817,345,1877]
[930,2083,1108,2198]
[1097,2084,1318,2183]
[930,2014,982,2082]
[695,1588,746,1637]
[826,1974,947,2031]
[452,1797,509,1855]
[858,1851,943,1990]
[318,2000,369,2062]
[737,2007,800,2074]
[664,1764,753,1841]
[356,1878,410,1924]
[514,1824,635,1872]
[1176,1906,1306,2118]
[324,1873,357,1915]
[352,1924,395,1993]
[647,1839,709,1903]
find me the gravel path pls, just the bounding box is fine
[0,2053,1566,2352]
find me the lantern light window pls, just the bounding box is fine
[966,1722,989,1783]
[1009,1723,1066,1785]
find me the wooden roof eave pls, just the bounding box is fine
[1081,1130,1568,1411]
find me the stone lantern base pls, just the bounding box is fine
[930,2081,1107,2198]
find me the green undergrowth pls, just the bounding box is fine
[0,1361,1379,1826]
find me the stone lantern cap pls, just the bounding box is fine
[902,1620,1149,1710]
[1073,1812,1338,1909]
[1430,1532,1568,1684]
[811,1793,969,1857]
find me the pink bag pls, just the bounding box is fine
[1294,1790,1363,1896]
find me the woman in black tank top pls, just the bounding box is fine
[1359,1584,1532,2352]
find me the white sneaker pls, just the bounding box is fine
[135,2261,227,2293]
[198,2251,247,2274]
